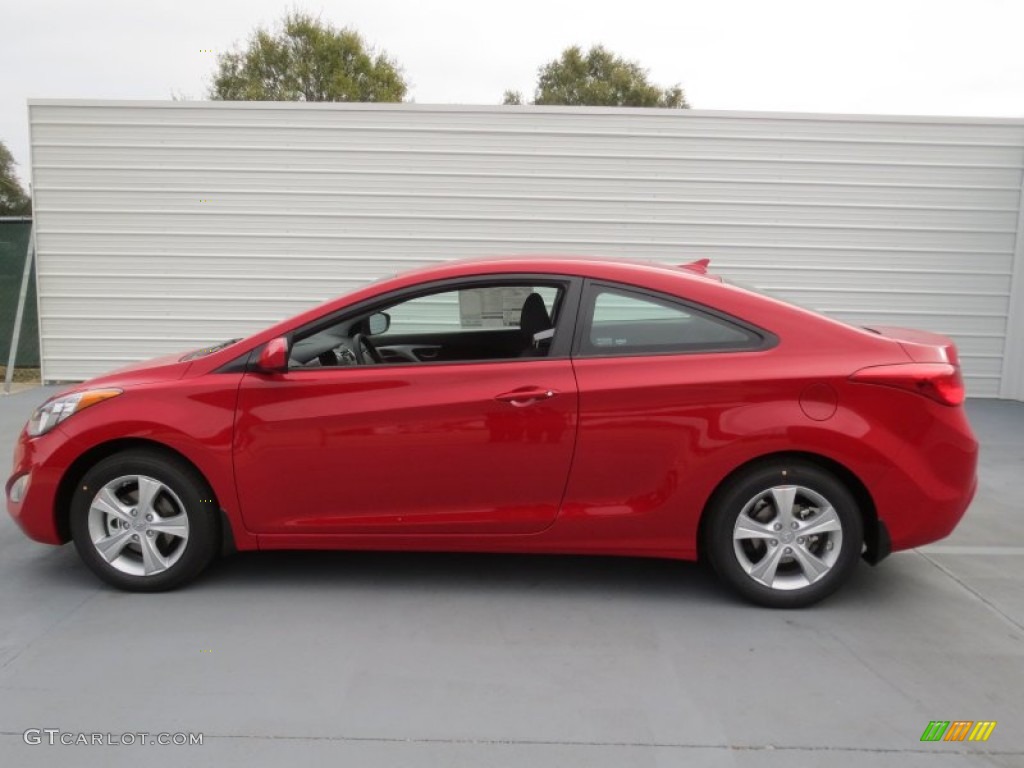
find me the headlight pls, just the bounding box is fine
[26,389,122,437]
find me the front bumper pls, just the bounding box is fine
[5,427,78,545]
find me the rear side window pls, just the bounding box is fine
[579,284,763,356]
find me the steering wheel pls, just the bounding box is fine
[352,333,382,365]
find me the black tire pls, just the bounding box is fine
[704,461,863,608]
[70,450,220,591]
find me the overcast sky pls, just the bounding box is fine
[3,0,1023,186]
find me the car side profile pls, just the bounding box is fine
[6,256,978,607]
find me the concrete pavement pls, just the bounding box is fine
[1,386,1021,767]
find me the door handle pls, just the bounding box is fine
[495,387,557,407]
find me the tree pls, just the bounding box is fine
[507,45,688,108]
[0,141,31,216]
[209,11,407,102]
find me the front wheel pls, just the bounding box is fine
[705,462,863,608]
[70,450,220,591]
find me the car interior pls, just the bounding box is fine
[288,283,564,368]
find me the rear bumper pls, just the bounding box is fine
[876,405,978,552]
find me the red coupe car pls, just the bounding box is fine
[6,257,978,607]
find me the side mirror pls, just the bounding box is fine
[368,312,390,336]
[256,337,289,373]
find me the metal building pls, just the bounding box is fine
[27,100,1024,399]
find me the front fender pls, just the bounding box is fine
[49,375,256,550]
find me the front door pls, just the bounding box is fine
[233,278,579,535]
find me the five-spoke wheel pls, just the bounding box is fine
[71,450,219,591]
[706,462,863,608]
[87,475,190,577]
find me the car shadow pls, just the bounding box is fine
[196,547,906,611]
[199,549,732,604]
[23,540,917,612]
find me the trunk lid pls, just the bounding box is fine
[863,325,960,366]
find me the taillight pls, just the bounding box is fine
[850,363,965,406]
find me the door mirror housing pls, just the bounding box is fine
[368,312,390,336]
[256,337,289,373]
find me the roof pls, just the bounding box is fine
[387,254,719,284]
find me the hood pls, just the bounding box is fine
[70,351,195,391]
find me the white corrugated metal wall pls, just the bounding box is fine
[27,100,1024,398]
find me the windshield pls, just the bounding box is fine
[724,277,820,313]
[724,276,877,334]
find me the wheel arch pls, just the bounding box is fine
[696,450,886,564]
[53,437,234,552]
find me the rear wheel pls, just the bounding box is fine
[705,461,863,608]
[70,450,219,591]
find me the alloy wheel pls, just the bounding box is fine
[86,474,190,577]
[732,484,843,591]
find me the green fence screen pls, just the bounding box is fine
[0,218,39,367]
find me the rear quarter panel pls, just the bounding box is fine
[551,268,922,557]
[556,349,910,557]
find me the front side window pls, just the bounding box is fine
[289,281,566,368]
[580,285,762,356]
[386,285,560,334]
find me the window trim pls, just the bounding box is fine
[267,273,584,373]
[572,279,776,359]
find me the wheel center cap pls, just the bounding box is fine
[780,530,795,544]
[132,519,147,531]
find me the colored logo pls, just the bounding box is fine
[920,721,996,742]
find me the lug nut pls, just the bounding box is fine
[770,539,778,546]
[791,522,799,529]
[147,530,155,538]
[146,514,153,521]
[784,546,792,553]
[797,537,805,544]
[132,534,139,540]
[773,523,782,531]
[130,509,137,517]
